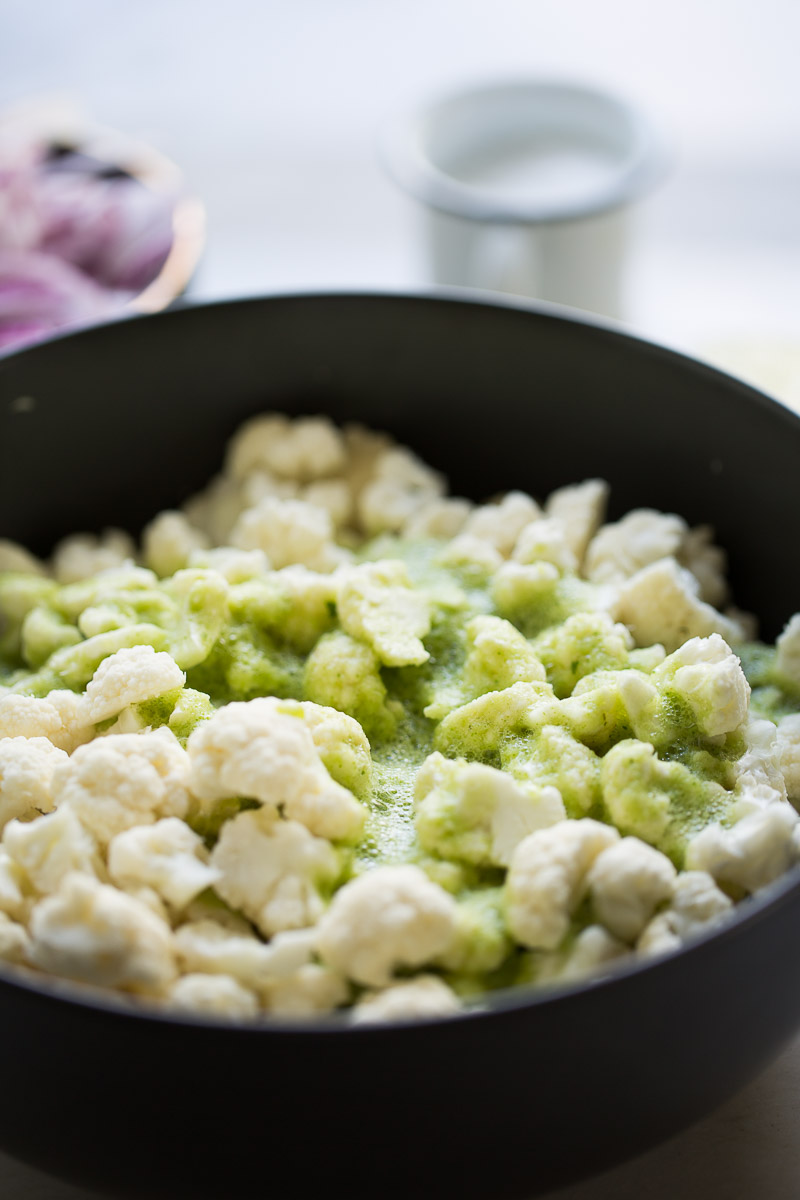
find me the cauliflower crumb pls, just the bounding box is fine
[0,736,67,831]
[108,819,220,911]
[586,837,677,942]
[29,872,176,992]
[83,645,185,724]
[353,975,461,1024]
[210,809,340,937]
[505,819,620,950]
[317,865,457,988]
[168,973,260,1019]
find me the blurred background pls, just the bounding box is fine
[0,0,798,378]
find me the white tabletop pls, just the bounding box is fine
[3,1027,800,1198]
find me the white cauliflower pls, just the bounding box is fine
[188,546,270,583]
[294,700,372,799]
[0,736,68,830]
[29,872,176,992]
[301,479,353,529]
[776,714,800,804]
[435,534,504,577]
[0,539,45,575]
[637,870,733,956]
[316,865,457,988]
[414,752,565,868]
[734,717,788,806]
[586,837,677,942]
[0,911,30,965]
[187,698,365,842]
[108,819,220,911]
[654,634,750,737]
[141,511,210,578]
[83,645,186,724]
[353,975,461,1024]
[504,819,620,950]
[337,560,431,668]
[210,809,340,937]
[51,727,191,844]
[614,558,744,652]
[0,691,93,753]
[544,479,609,565]
[402,497,473,539]
[231,496,346,573]
[536,924,629,985]
[167,973,260,1019]
[4,805,103,895]
[226,414,347,483]
[686,802,799,893]
[776,614,800,688]
[174,920,310,989]
[357,447,444,535]
[585,509,686,584]
[0,846,27,920]
[266,962,349,1017]
[678,525,728,608]
[511,518,578,572]
[51,529,136,584]
[461,492,542,557]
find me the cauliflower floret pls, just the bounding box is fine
[402,497,473,539]
[274,565,338,652]
[502,726,601,819]
[585,509,686,585]
[353,976,461,1024]
[0,911,30,965]
[294,701,372,800]
[0,539,46,575]
[586,837,677,942]
[686,802,799,893]
[188,546,270,584]
[614,558,744,652]
[83,645,186,724]
[414,752,565,868]
[534,924,629,985]
[462,615,546,698]
[0,736,68,830]
[544,479,609,565]
[226,414,347,483]
[776,714,800,805]
[108,819,220,911]
[637,870,733,956]
[317,865,457,988]
[51,529,136,584]
[210,810,340,937]
[231,497,346,573]
[492,560,561,617]
[28,872,176,992]
[533,611,633,698]
[168,973,260,1019]
[175,920,310,988]
[437,888,511,975]
[512,518,578,572]
[357,447,444,536]
[776,614,800,688]
[733,716,787,806]
[0,846,27,920]
[435,534,504,579]
[337,560,431,668]
[654,634,750,737]
[52,727,191,844]
[0,691,93,753]
[678,525,728,608]
[434,682,561,760]
[504,819,620,950]
[142,511,210,578]
[461,492,542,558]
[4,805,103,895]
[187,698,365,842]
[301,479,353,529]
[267,962,349,1017]
[304,631,396,741]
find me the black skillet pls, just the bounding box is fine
[1,292,799,1200]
